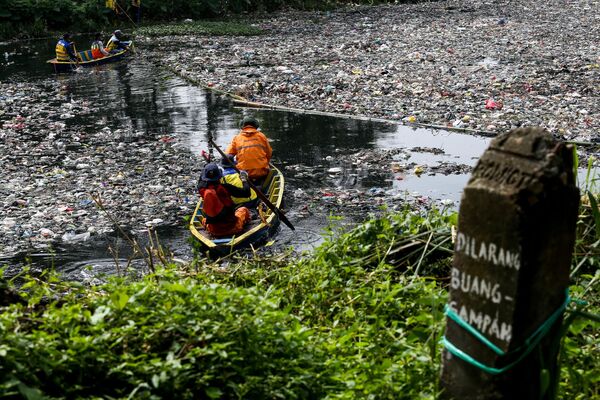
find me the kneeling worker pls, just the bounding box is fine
[198,163,251,237]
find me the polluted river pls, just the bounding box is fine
[0,38,492,280]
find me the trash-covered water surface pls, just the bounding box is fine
[139,0,600,145]
[0,71,470,274]
[0,19,551,276]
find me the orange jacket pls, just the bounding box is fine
[199,184,235,223]
[91,40,107,59]
[226,127,272,179]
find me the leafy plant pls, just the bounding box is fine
[1,0,430,39]
[0,205,597,398]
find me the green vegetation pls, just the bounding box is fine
[1,205,598,398]
[0,0,416,40]
[0,0,107,39]
[560,164,600,399]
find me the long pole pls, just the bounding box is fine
[208,139,295,231]
[115,1,138,27]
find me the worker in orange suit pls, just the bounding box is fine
[226,116,272,182]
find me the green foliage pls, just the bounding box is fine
[559,183,600,399]
[0,0,420,39]
[0,272,332,398]
[316,206,455,276]
[1,206,598,398]
[0,208,449,398]
[558,275,600,399]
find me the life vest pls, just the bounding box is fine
[225,127,272,179]
[55,39,72,62]
[106,35,121,52]
[199,184,235,223]
[91,41,105,59]
[221,170,257,205]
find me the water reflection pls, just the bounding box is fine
[377,125,490,200]
[202,110,395,164]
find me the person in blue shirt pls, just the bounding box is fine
[55,34,79,62]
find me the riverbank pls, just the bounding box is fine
[137,0,600,143]
[1,206,598,398]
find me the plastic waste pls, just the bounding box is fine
[61,231,91,243]
[485,99,502,110]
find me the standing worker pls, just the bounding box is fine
[55,33,79,62]
[131,0,141,23]
[226,116,272,183]
[90,33,109,59]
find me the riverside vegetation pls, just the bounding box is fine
[0,197,598,398]
[0,0,414,39]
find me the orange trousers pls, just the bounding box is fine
[203,207,251,237]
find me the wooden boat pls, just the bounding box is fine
[189,165,285,256]
[47,41,133,73]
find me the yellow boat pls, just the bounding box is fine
[189,165,285,256]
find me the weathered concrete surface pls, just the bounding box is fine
[440,128,579,399]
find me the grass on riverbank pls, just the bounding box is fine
[0,206,598,399]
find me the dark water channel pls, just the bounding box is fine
[0,38,491,279]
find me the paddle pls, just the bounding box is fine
[208,138,295,231]
[71,43,81,71]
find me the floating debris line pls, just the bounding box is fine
[138,0,600,144]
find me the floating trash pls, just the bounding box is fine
[137,1,599,142]
[0,81,200,257]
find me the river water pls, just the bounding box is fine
[0,38,491,279]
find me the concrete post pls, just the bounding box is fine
[440,128,579,399]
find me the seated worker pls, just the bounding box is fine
[106,30,129,53]
[55,33,79,62]
[226,116,272,183]
[91,33,109,59]
[221,155,258,208]
[198,163,251,237]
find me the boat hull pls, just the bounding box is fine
[47,41,132,73]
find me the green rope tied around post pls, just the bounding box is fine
[442,289,571,375]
